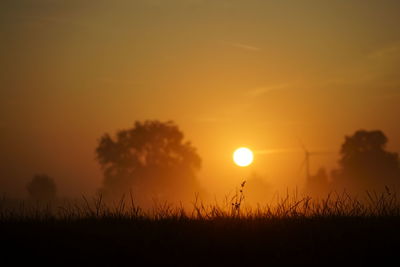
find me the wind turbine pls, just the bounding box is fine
[253,142,335,181]
[298,140,335,181]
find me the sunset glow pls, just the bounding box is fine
[2,1,400,265]
[233,147,254,167]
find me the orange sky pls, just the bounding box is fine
[1,0,400,197]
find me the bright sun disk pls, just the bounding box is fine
[233,147,254,167]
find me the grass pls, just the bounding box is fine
[1,188,400,265]
[2,186,400,220]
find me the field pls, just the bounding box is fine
[2,191,400,265]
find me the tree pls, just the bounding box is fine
[332,130,400,192]
[96,120,202,202]
[27,174,57,202]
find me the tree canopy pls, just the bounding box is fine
[333,129,400,192]
[96,120,202,202]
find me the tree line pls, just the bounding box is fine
[26,120,400,202]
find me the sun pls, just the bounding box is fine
[233,147,254,167]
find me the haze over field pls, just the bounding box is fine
[1,0,400,200]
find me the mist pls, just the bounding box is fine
[1,0,400,205]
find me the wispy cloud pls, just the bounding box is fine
[231,42,261,52]
[303,41,400,91]
[248,83,290,97]
[99,78,144,86]
[255,147,336,155]
[15,15,83,27]
[254,148,298,155]
[376,90,400,99]
[196,116,232,123]
[368,42,400,60]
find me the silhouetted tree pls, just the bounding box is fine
[27,174,57,202]
[96,120,202,202]
[332,130,400,193]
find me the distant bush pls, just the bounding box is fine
[26,174,57,202]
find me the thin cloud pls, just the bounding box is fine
[197,116,233,123]
[377,90,400,99]
[255,148,336,155]
[231,42,261,52]
[15,15,83,27]
[143,0,207,7]
[99,78,143,86]
[197,117,219,123]
[248,83,290,97]
[368,42,400,60]
[254,148,299,155]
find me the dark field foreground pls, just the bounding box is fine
[2,193,400,265]
[2,217,400,265]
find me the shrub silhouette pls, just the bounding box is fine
[332,129,400,192]
[26,174,57,202]
[96,120,201,202]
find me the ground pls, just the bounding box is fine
[2,217,399,265]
